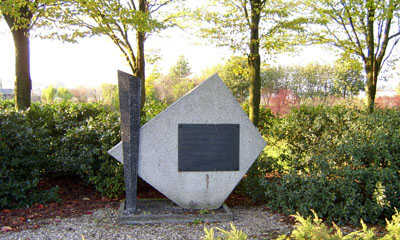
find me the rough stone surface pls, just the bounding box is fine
[117,70,141,213]
[109,74,266,209]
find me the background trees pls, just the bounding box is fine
[1,0,398,115]
[332,57,365,98]
[41,85,57,103]
[153,55,198,104]
[41,85,73,103]
[219,57,250,104]
[101,83,119,109]
[309,0,400,111]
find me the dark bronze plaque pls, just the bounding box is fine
[178,124,239,172]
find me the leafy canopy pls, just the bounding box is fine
[308,0,400,74]
[193,0,311,54]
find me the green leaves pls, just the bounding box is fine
[1,0,67,33]
[0,107,58,209]
[244,105,400,225]
[0,98,167,203]
[192,0,311,54]
[67,0,162,35]
[308,0,400,109]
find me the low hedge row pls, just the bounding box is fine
[3,99,400,225]
[240,105,400,225]
[0,99,166,209]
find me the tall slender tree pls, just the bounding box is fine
[194,0,309,126]
[309,0,400,111]
[1,0,60,110]
[63,0,181,109]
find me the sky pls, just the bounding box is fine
[1,19,398,91]
[0,20,233,89]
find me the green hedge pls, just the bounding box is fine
[0,108,59,209]
[3,99,400,225]
[0,98,167,209]
[241,105,400,225]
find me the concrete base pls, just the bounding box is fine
[117,199,234,224]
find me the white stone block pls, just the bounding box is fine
[109,74,266,209]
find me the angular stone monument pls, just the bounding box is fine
[109,73,266,222]
[117,70,141,213]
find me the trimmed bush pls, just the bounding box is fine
[249,105,400,225]
[264,167,400,225]
[0,109,58,209]
[0,98,167,208]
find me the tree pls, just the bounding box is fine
[56,87,73,101]
[101,83,119,109]
[332,57,364,98]
[70,86,91,102]
[153,55,197,103]
[219,56,249,103]
[63,0,181,110]
[169,55,191,80]
[260,62,364,103]
[41,85,57,103]
[0,0,65,110]
[290,63,335,100]
[199,56,252,103]
[195,0,309,126]
[260,65,288,105]
[309,0,400,111]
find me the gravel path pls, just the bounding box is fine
[1,205,294,240]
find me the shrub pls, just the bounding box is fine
[237,104,277,201]
[264,167,400,225]
[202,223,248,240]
[278,209,400,239]
[202,210,400,240]
[0,97,168,206]
[334,108,400,170]
[0,109,58,209]
[265,105,362,173]
[252,105,400,225]
[0,99,14,111]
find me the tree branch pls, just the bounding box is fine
[240,0,251,27]
[129,0,137,10]
[376,3,395,65]
[381,37,399,69]
[149,0,174,13]
[388,31,400,40]
[375,18,385,57]
[339,0,365,59]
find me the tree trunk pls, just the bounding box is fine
[134,0,147,111]
[136,31,146,110]
[3,14,32,111]
[248,0,262,127]
[364,58,378,112]
[364,5,376,112]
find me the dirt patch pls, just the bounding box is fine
[0,176,253,233]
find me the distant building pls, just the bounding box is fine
[0,89,14,100]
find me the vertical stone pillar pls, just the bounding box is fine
[118,70,141,214]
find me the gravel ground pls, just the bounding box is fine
[1,205,294,240]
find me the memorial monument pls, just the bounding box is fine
[109,72,266,223]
